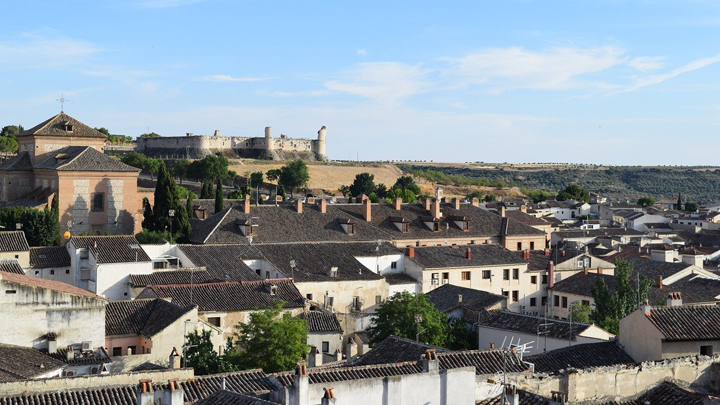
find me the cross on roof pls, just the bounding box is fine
[56,94,68,112]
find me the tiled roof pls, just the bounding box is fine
[255,242,393,282]
[29,246,70,268]
[525,341,635,374]
[476,310,595,340]
[0,344,66,383]
[177,244,262,281]
[0,260,25,275]
[274,362,425,386]
[436,349,527,375]
[504,210,550,226]
[43,347,110,366]
[130,361,167,371]
[70,236,151,263]
[410,245,526,269]
[0,270,106,300]
[33,146,139,172]
[383,272,418,285]
[0,152,33,171]
[18,113,107,138]
[425,284,506,313]
[663,276,720,304]
[352,335,449,366]
[646,305,720,341]
[298,310,343,333]
[180,369,281,402]
[137,279,304,312]
[608,380,715,405]
[0,385,139,405]
[523,251,551,271]
[554,228,644,239]
[128,268,216,287]
[0,231,29,252]
[194,390,281,405]
[476,389,551,405]
[105,298,195,338]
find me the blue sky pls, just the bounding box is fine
[1,1,719,165]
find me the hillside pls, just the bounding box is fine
[400,163,720,203]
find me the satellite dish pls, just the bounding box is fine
[63,231,71,240]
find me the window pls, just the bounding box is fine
[442,272,449,284]
[700,345,714,356]
[530,298,537,307]
[431,273,439,285]
[92,193,105,212]
[562,296,568,308]
[530,241,535,250]
[208,317,221,327]
[482,270,491,279]
[542,275,548,284]
[352,296,361,311]
[35,271,40,276]
[265,271,270,279]
[376,295,382,305]
[127,346,136,355]
[80,249,89,259]
[512,268,519,280]
[554,295,560,307]
[461,271,471,280]
[512,291,519,302]
[391,261,398,269]
[65,269,70,274]
[5,290,16,294]
[542,297,547,307]
[153,261,167,269]
[256,269,261,276]
[531,276,537,284]
[517,242,522,251]
[112,347,122,356]
[502,291,509,298]
[582,300,590,306]
[326,296,334,309]
[322,341,330,353]
[306,293,313,301]
[80,268,91,281]
[503,269,509,280]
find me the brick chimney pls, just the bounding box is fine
[319,199,327,214]
[656,275,663,289]
[168,347,181,369]
[544,249,550,257]
[471,197,479,207]
[136,379,154,405]
[362,198,371,222]
[548,261,555,288]
[465,247,471,260]
[432,199,441,219]
[422,349,439,372]
[583,267,588,276]
[499,206,506,218]
[308,346,321,367]
[406,247,415,258]
[162,379,183,405]
[295,199,303,214]
[243,197,251,214]
[321,387,336,405]
[598,268,603,274]
[394,198,402,211]
[667,292,682,307]
[424,198,431,211]
[452,198,460,210]
[522,250,530,260]
[293,361,309,405]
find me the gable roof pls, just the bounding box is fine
[18,113,107,139]
[352,335,449,366]
[194,390,281,405]
[0,231,29,252]
[0,260,25,275]
[33,146,139,172]
[645,305,720,341]
[137,279,304,312]
[525,341,635,374]
[0,344,66,383]
[476,310,597,341]
[177,244,262,281]
[425,284,506,313]
[70,236,151,263]
[0,152,33,171]
[0,270,106,300]
[128,268,217,288]
[105,298,195,338]
[410,244,526,269]
[298,310,343,333]
[29,246,70,268]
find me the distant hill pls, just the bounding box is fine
[400,164,720,204]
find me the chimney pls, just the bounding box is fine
[243,197,251,213]
[458,294,463,304]
[667,292,683,307]
[362,198,371,222]
[548,261,555,288]
[583,267,588,276]
[424,198,431,211]
[66,346,75,361]
[321,387,336,405]
[292,361,309,405]
[471,197,479,207]
[520,205,527,213]
[162,379,183,405]
[452,198,460,210]
[346,338,356,361]
[597,268,603,274]
[406,247,415,258]
[168,347,181,369]
[656,275,663,289]
[295,199,303,214]
[522,250,530,260]
[489,342,495,349]
[499,206,506,218]
[136,379,154,405]
[393,197,402,211]
[334,349,342,362]
[643,298,652,316]
[47,337,57,354]
[561,250,566,258]
[544,249,550,257]
[505,385,520,405]
[465,247,471,260]
[421,349,439,372]
[319,199,327,214]
[308,346,321,367]
[432,199,441,219]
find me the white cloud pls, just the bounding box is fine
[357,48,367,56]
[618,53,720,93]
[202,74,269,83]
[325,62,434,103]
[447,46,625,93]
[256,90,331,97]
[628,56,666,72]
[0,33,98,68]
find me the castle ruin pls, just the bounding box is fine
[135,126,327,161]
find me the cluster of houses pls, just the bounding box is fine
[1,113,720,404]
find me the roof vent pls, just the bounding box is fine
[269,285,278,296]
[328,267,338,278]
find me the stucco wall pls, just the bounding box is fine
[0,251,29,268]
[619,309,666,362]
[477,326,608,356]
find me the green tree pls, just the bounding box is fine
[250,171,264,204]
[557,183,590,202]
[121,152,147,169]
[171,160,190,184]
[523,188,554,204]
[266,168,281,182]
[0,125,23,138]
[348,173,377,197]
[376,183,388,199]
[0,207,54,246]
[186,191,196,221]
[143,158,162,181]
[466,190,484,201]
[368,192,380,203]
[338,185,351,198]
[393,176,421,195]
[684,201,699,212]
[445,317,477,350]
[200,180,214,199]
[676,193,682,211]
[228,302,308,373]
[173,204,191,243]
[135,229,171,244]
[184,330,235,376]
[637,197,655,207]
[46,195,61,246]
[591,258,652,334]
[153,163,177,233]
[139,132,162,138]
[368,292,448,347]
[279,160,310,197]
[94,127,110,137]
[141,197,154,231]
[187,154,229,183]
[484,194,496,202]
[0,137,18,152]
[569,301,591,324]
[215,178,224,213]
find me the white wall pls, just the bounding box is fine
[97,262,154,300]
[354,253,405,275]
[477,326,609,356]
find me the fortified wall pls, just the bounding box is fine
[136,126,327,161]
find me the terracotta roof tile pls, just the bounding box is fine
[30,246,70,268]
[0,271,106,300]
[0,231,29,252]
[71,236,151,263]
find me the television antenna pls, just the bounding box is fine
[289,260,296,280]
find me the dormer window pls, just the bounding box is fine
[337,219,356,235]
[328,267,338,278]
[236,219,258,237]
[389,217,410,233]
[448,215,470,232]
[420,215,441,232]
[62,121,73,132]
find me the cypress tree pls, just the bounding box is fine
[186,192,195,221]
[153,163,177,232]
[201,180,214,199]
[142,197,154,231]
[173,204,191,243]
[676,193,682,211]
[215,178,224,213]
[47,195,61,245]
